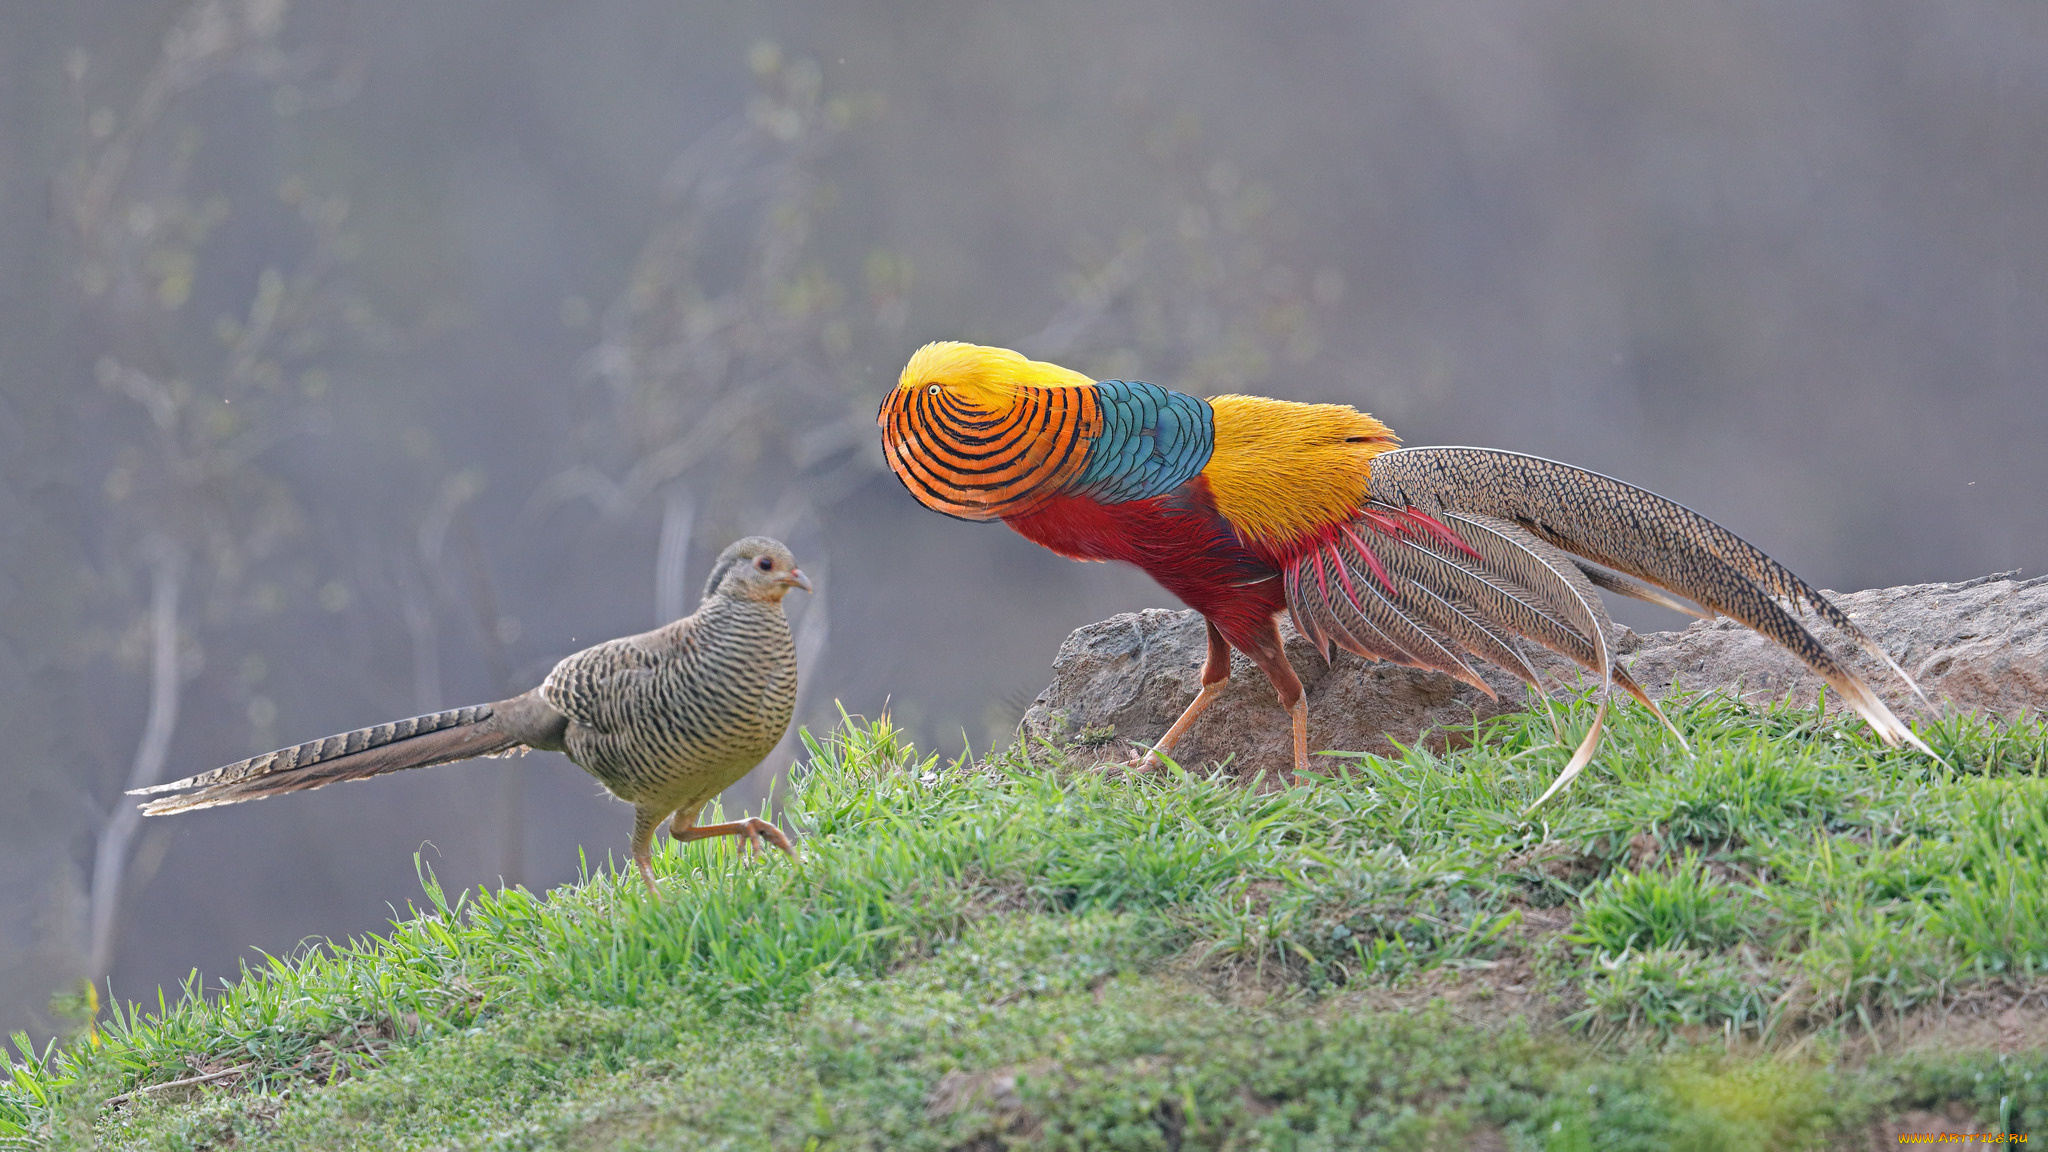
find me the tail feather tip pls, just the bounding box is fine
[128,777,195,797]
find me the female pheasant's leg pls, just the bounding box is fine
[1129,620,1235,770]
[673,806,796,858]
[1231,616,1310,782]
[630,806,664,895]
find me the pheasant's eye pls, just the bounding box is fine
[927,384,941,395]
[755,556,774,571]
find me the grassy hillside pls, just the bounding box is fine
[6,695,2047,1149]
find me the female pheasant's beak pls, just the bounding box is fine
[783,568,813,594]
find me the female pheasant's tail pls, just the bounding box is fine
[1285,445,1931,808]
[132,693,565,815]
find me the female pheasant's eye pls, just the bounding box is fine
[755,556,774,571]
[927,384,941,395]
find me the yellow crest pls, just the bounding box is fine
[897,341,1095,405]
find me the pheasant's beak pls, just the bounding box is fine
[784,568,813,594]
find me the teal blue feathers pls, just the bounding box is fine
[1067,380,1214,504]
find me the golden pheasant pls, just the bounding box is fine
[134,536,811,893]
[878,341,1928,803]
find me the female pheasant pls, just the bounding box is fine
[878,341,1929,803]
[134,536,811,894]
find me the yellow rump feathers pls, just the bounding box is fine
[1203,394,1398,550]
[899,341,1094,407]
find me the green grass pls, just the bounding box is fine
[5,696,2047,1149]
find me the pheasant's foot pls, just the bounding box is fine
[634,854,660,896]
[1119,745,1165,773]
[1118,678,1230,774]
[737,817,797,860]
[680,816,798,861]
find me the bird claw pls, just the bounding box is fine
[670,815,800,865]
[735,816,798,861]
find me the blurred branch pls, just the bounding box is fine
[412,468,523,882]
[523,466,628,523]
[1016,239,1148,359]
[550,43,883,647]
[790,557,829,719]
[395,554,441,714]
[654,487,697,625]
[64,0,369,991]
[1025,147,1339,398]
[66,0,289,252]
[88,538,184,979]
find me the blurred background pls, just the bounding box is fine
[3,0,2044,1044]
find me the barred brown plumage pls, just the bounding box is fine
[133,536,812,895]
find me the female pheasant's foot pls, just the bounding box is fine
[677,816,797,860]
[634,854,661,896]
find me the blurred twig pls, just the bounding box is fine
[87,539,183,980]
[64,0,365,981]
[539,44,884,638]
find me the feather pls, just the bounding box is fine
[1336,523,1535,689]
[134,706,523,814]
[1294,498,1695,783]
[1356,516,1606,677]
[1370,446,1931,755]
[1284,548,1413,667]
[1066,379,1215,503]
[1291,503,1693,799]
[1198,392,1396,549]
[1530,696,1610,810]
[877,380,1099,521]
[1303,540,1496,694]
[1575,560,1716,620]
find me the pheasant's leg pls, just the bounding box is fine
[1128,620,1235,770]
[677,815,797,858]
[1233,617,1310,783]
[1288,696,1308,781]
[630,806,663,896]
[1127,686,1225,770]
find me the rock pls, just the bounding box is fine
[1019,573,2048,780]
[1616,573,2048,718]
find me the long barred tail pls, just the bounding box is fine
[1286,445,1936,808]
[1369,447,1925,692]
[132,704,518,815]
[1368,447,1928,737]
